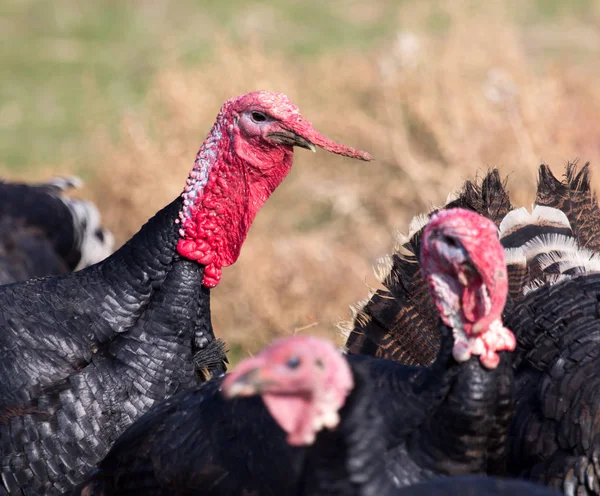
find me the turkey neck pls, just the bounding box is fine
[91,197,212,339]
[299,364,394,496]
[104,260,208,397]
[408,323,513,476]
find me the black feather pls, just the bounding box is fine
[0,178,113,284]
[0,198,226,494]
[344,162,600,494]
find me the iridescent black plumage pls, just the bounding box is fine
[0,198,225,495]
[344,163,600,494]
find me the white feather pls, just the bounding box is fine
[373,254,394,283]
[407,213,429,238]
[556,250,600,275]
[445,188,460,204]
[392,229,412,255]
[47,175,84,191]
[499,205,571,239]
[338,293,374,341]
[499,207,533,238]
[62,199,115,270]
[336,318,354,341]
[523,274,573,296]
[503,247,526,266]
[531,205,570,227]
[521,234,580,262]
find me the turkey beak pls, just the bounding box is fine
[222,358,279,399]
[223,367,262,398]
[457,260,477,287]
[267,130,317,153]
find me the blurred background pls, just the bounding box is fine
[2,0,600,362]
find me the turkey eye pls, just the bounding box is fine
[443,235,459,248]
[286,356,301,369]
[251,111,267,123]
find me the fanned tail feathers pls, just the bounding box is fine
[343,163,600,365]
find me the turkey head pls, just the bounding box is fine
[176,91,372,287]
[222,335,354,446]
[421,208,515,369]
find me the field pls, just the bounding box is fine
[2,0,600,363]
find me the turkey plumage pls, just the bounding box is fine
[0,176,113,284]
[342,163,600,495]
[224,335,557,496]
[75,208,515,496]
[0,91,371,495]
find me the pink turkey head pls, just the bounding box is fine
[420,208,515,369]
[229,91,372,164]
[222,335,354,446]
[177,91,372,288]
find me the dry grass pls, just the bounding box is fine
[4,3,600,362]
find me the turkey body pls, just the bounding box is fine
[0,177,113,284]
[342,163,600,495]
[76,318,513,494]
[0,91,373,495]
[297,357,513,496]
[76,207,515,496]
[506,273,600,495]
[344,164,600,365]
[391,476,561,496]
[0,198,223,494]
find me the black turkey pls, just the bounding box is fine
[392,476,561,496]
[223,336,558,496]
[74,207,516,496]
[0,176,113,284]
[0,91,372,495]
[342,163,600,495]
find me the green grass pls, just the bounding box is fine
[1,0,599,172]
[0,0,401,171]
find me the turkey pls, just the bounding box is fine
[223,336,558,496]
[343,163,600,365]
[0,91,372,495]
[0,176,113,284]
[341,163,600,495]
[74,207,516,496]
[392,477,561,496]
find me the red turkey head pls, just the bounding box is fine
[222,335,354,446]
[420,208,515,369]
[176,91,372,287]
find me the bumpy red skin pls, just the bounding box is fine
[176,91,371,287]
[420,208,515,369]
[222,335,354,446]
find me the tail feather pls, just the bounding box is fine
[536,162,600,252]
[504,248,529,303]
[344,168,514,364]
[498,206,581,302]
[344,164,600,365]
[447,169,514,226]
[62,198,115,270]
[0,176,114,279]
[43,176,115,270]
[39,175,84,193]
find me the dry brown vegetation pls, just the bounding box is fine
[4,3,600,362]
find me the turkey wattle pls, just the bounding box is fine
[74,208,515,496]
[0,91,371,495]
[342,163,600,495]
[224,335,554,496]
